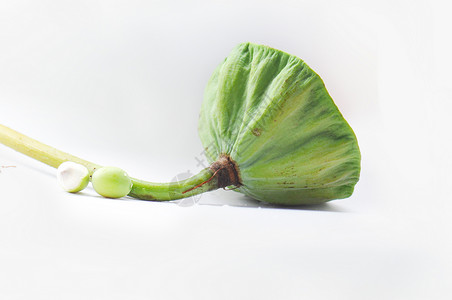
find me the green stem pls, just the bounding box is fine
[0,124,219,201]
[130,169,217,200]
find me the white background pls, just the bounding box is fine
[1,0,451,299]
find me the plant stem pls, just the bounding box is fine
[0,124,101,172]
[129,169,217,200]
[0,124,219,201]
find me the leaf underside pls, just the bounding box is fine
[199,42,361,205]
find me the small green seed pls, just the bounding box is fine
[92,166,132,198]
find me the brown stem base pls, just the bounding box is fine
[210,154,242,189]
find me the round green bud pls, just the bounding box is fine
[57,161,90,193]
[92,166,132,198]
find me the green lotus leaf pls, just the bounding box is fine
[198,42,361,205]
